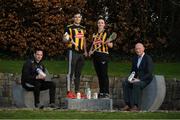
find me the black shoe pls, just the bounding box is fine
[104,93,110,98]
[121,105,131,111]
[98,93,104,98]
[98,93,110,99]
[49,103,59,109]
[102,93,110,99]
[35,103,44,109]
[130,106,140,112]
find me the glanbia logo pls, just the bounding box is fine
[75,33,84,39]
[93,38,102,45]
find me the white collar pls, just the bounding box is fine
[138,53,145,58]
[74,23,80,26]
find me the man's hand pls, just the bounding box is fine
[36,74,45,80]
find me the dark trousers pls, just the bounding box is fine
[23,80,56,105]
[93,52,109,94]
[122,80,147,107]
[67,50,85,92]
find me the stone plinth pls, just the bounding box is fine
[64,98,113,110]
[141,75,166,111]
[12,82,49,108]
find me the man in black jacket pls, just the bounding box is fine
[21,48,56,108]
[121,43,153,111]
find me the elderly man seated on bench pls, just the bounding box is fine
[21,48,57,109]
[121,42,154,111]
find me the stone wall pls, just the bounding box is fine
[0,73,180,110]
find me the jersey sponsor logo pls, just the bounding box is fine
[75,33,84,39]
[93,39,102,45]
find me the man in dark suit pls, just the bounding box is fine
[121,42,153,111]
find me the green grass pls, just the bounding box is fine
[0,59,180,79]
[0,109,180,119]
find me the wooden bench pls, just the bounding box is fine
[140,75,166,111]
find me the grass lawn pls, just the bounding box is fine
[0,109,180,119]
[0,59,180,79]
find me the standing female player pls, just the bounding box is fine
[89,16,113,98]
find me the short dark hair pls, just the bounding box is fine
[73,8,81,16]
[34,48,43,54]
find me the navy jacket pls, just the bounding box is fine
[131,54,153,85]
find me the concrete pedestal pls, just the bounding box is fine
[140,75,166,111]
[12,82,49,108]
[65,98,113,110]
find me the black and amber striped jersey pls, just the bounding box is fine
[91,30,110,54]
[64,24,86,52]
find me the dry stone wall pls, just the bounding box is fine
[0,73,180,110]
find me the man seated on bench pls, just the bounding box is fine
[21,48,56,109]
[121,42,154,111]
